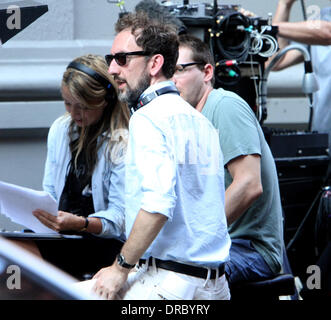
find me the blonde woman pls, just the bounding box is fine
[32,54,130,277]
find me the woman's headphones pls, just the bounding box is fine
[66,61,116,105]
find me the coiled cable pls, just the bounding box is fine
[212,12,251,62]
[249,27,278,57]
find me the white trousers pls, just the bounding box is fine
[117,261,230,300]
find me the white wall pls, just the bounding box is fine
[0,0,328,230]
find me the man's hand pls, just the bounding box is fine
[239,8,256,18]
[33,209,85,232]
[92,263,130,300]
[91,209,167,299]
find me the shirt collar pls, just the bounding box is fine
[140,80,176,99]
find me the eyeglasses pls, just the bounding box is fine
[175,62,205,72]
[105,51,151,67]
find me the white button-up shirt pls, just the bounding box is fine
[125,82,231,268]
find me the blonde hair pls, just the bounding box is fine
[62,54,130,173]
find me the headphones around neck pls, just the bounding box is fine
[131,83,180,114]
[66,61,116,105]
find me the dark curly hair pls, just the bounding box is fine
[115,12,179,79]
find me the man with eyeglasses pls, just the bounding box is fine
[173,34,284,286]
[92,12,231,300]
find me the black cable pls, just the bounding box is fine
[213,0,218,17]
[299,1,311,57]
[314,187,331,256]
[300,0,308,21]
[214,61,241,86]
[308,100,314,131]
[213,12,251,62]
[286,186,324,252]
[287,166,331,253]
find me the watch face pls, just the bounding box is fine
[117,254,134,269]
[117,254,124,265]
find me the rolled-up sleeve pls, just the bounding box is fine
[128,114,177,220]
[90,157,126,239]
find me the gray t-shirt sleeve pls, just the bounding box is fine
[203,90,261,166]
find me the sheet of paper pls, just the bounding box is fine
[0,180,58,233]
[72,279,97,297]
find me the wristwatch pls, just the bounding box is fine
[79,217,89,232]
[117,254,135,269]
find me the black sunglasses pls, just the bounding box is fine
[175,62,205,72]
[105,51,151,67]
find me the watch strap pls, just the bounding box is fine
[117,254,135,269]
[79,217,89,232]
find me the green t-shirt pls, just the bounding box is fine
[202,88,283,274]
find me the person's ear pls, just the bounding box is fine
[203,64,214,83]
[149,54,164,77]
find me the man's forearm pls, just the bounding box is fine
[225,173,263,226]
[276,20,331,45]
[273,0,295,23]
[273,0,296,50]
[273,0,331,46]
[268,1,331,69]
[225,155,263,226]
[225,183,262,226]
[120,209,168,265]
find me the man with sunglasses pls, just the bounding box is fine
[92,12,231,300]
[173,34,284,286]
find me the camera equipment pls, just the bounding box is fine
[108,1,279,122]
[160,1,279,122]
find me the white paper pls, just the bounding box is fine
[72,279,97,296]
[0,180,58,233]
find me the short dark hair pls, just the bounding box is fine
[115,12,179,79]
[178,34,215,84]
